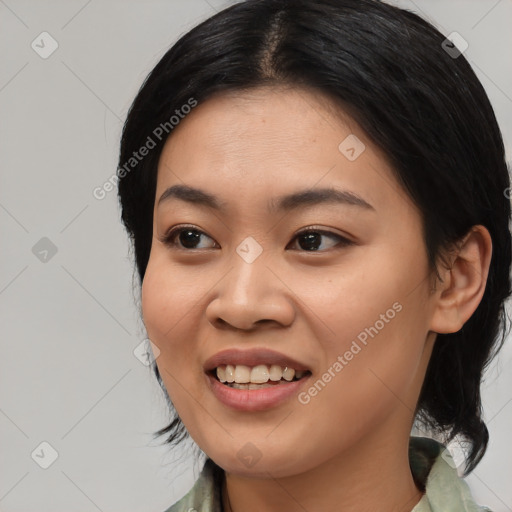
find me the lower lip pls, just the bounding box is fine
[206,372,310,411]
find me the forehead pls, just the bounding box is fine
[161,86,357,161]
[155,86,411,216]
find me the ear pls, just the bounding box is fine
[429,225,493,334]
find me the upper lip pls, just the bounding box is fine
[203,348,311,372]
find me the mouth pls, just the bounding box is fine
[208,364,312,390]
[203,348,313,410]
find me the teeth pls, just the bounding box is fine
[216,366,226,382]
[229,382,277,390]
[234,365,251,383]
[225,364,235,383]
[269,364,282,381]
[282,367,295,381]
[215,364,307,384]
[250,364,269,383]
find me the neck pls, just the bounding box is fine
[222,428,423,512]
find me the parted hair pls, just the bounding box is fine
[117,0,512,474]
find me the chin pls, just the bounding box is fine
[205,442,315,478]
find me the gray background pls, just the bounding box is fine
[1,0,511,511]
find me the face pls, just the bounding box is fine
[141,86,438,478]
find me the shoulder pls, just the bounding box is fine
[161,458,224,512]
[162,440,494,512]
[409,436,493,512]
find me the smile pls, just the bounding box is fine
[214,364,309,389]
[206,366,311,411]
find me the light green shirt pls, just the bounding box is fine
[164,436,492,512]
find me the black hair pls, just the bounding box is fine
[117,0,511,474]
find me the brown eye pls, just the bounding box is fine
[288,228,354,252]
[159,225,353,252]
[160,226,218,250]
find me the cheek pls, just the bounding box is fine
[293,308,428,459]
[141,260,208,430]
[140,254,215,378]
[140,258,200,389]
[310,252,430,408]
[307,259,400,345]
[141,257,198,342]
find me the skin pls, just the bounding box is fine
[141,85,492,512]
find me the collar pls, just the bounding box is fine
[164,436,491,512]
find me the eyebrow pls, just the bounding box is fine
[157,184,375,213]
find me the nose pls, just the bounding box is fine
[205,249,296,332]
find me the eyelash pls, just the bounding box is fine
[158,224,355,252]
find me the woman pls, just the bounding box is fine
[117,0,511,510]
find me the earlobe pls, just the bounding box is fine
[429,225,493,335]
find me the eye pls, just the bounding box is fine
[159,225,218,250]
[159,225,354,252]
[287,227,354,252]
